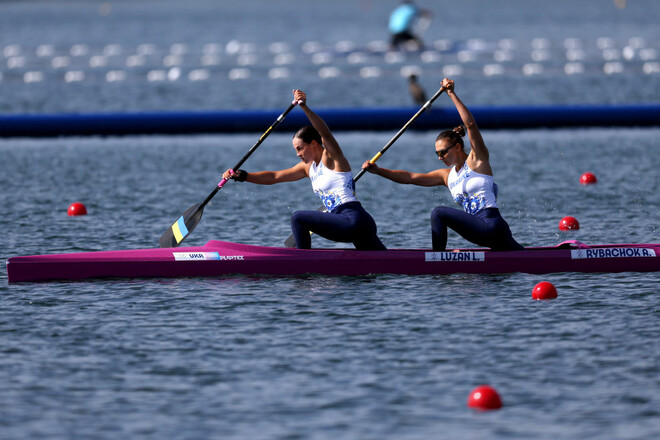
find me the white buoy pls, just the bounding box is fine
[64,71,85,82]
[318,67,341,79]
[311,53,332,65]
[359,66,381,78]
[643,62,660,74]
[189,69,211,81]
[37,45,55,57]
[163,54,183,67]
[69,43,88,56]
[147,70,167,82]
[274,53,294,65]
[603,62,624,74]
[106,71,127,82]
[167,67,181,81]
[201,54,220,66]
[3,45,21,57]
[103,44,122,56]
[24,71,44,83]
[384,51,405,64]
[493,50,514,62]
[7,56,26,69]
[89,56,108,68]
[564,62,585,75]
[228,68,250,80]
[639,48,657,61]
[484,64,505,76]
[347,52,368,64]
[443,64,463,76]
[136,44,156,55]
[126,55,145,67]
[457,51,476,63]
[522,63,543,76]
[301,41,322,54]
[421,51,441,63]
[566,49,585,61]
[268,67,290,79]
[52,56,70,68]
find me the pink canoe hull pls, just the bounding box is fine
[7,240,660,283]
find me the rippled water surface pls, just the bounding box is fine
[2,1,660,439]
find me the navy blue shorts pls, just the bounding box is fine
[291,201,386,250]
[431,207,524,251]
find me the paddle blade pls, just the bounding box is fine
[159,203,204,248]
[283,233,297,248]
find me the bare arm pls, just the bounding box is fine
[443,78,490,165]
[294,89,351,172]
[223,162,308,185]
[362,161,448,187]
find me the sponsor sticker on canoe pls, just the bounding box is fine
[173,252,245,261]
[571,248,656,259]
[425,251,485,262]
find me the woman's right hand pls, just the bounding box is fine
[361,161,379,173]
[442,77,454,92]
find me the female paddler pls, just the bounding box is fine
[223,89,386,251]
[362,78,523,251]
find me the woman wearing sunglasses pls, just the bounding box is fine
[224,89,386,251]
[362,78,523,251]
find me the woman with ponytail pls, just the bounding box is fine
[362,77,523,251]
[224,89,386,251]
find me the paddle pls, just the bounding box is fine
[283,85,446,248]
[159,101,299,248]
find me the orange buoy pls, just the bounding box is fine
[68,202,87,216]
[532,281,558,300]
[467,385,502,410]
[559,216,579,231]
[580,172,597,185]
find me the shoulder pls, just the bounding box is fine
[293,160,311,177]
[431,168,451,186]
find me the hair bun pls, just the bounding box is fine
[453,125,466,137]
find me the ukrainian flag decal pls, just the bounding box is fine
[172,216,189,243]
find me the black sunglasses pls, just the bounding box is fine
[435,143,457,158]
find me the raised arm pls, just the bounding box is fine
[362,161,448,187]
[443,78,490,165]
[294,89,351,172]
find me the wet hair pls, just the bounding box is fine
[436,125,466,149]
[293,126,322,145]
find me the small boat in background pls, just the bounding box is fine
[6,240,660,283]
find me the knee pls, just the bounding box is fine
[431,206,451,224]
[291,210,305,226]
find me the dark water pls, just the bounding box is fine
[2,1,660,439]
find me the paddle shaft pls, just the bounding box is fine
[353,85,445,182]
[200,101,299,209]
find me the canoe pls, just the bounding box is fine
[6,240,660,283]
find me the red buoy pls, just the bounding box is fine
[467,385,502,410]
[68,202,87,216]
[580,172,597,185]
[532,281,558,300]
[559,216,579,231]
